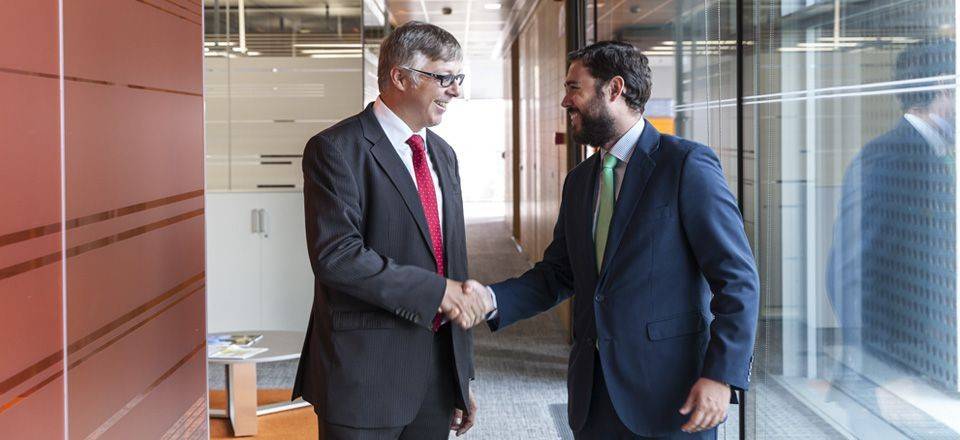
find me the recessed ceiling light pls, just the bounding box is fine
[484,3,502,9]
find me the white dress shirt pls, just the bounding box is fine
[373,96,444,231]
[904,113,951,157]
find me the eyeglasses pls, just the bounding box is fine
[402,67,466,88]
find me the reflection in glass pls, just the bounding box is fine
[757,1,960,438]
[828,38,956,390]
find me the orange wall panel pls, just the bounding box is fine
[1,0,206,438]
[62,0,202,95]
[63,84,204,218]
[0,1,64,439]
[62,0,206,437]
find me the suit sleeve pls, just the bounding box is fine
[488,176,576,331]
[678,145,760,390]
[825,153,865,332]
[303,134,446,330]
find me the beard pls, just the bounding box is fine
[570,93,618,147]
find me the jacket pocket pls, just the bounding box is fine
[638,205,671,223]
[646,311,705,341]
[331,310,400,331]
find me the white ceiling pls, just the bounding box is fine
[203,0,516,61]
[385,0,516,60]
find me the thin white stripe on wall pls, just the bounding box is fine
[58,0,68,438]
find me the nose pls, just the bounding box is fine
[447,80,462,98]
[561,94,572,109]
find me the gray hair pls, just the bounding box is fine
[377,21,463,92]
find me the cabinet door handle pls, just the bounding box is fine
[259,209,269,237]
[251,209,261,234]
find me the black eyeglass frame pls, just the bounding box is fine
[401,67,466,87]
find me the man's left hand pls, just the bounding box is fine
[679,377,730,433]
[450,394,478,436]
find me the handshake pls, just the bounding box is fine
[440,279,494,329]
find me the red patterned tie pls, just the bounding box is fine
[406,134,445,332]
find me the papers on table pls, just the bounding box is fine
[207,333,268,359]
[209,345,269,359]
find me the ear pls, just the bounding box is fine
[607,76,625,103]
[390,66,408,92]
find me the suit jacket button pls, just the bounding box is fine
[594,294,604,302]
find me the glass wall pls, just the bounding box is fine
[203,0,368,191]
[593,0,959,438]
[750,0,958,438]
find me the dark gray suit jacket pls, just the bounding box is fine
[292,103,473,428]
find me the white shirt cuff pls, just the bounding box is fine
[485,286,499,320]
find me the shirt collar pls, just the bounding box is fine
[603,117,645,164]
[373,96,428,148]
[904,113,949,156]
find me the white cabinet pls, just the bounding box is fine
[206,191,314,332]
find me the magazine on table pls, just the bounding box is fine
[207,333,263,348]
[209,345,269,360]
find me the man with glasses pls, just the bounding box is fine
[293,21,492,440]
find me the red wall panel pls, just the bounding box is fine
[1,0,207,438]
[0,1,64,438]
[62,0,206,437]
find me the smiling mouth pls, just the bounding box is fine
[434,100,449,109]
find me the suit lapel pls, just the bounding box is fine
[598,121,661,286]
[427,130,458,273]
[362,105,436,259]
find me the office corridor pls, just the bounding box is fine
[460,218,571,439]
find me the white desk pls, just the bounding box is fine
[208,331,310,437]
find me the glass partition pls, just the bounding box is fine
[203,0,366,191]
[750,0,959,438]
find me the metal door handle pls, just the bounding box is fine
[259,209,269,238]
[251,209,261,234]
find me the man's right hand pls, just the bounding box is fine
[463,279,494,315]
[440,279,492,329]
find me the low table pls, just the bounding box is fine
[208,330,310,436]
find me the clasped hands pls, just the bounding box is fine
[440,279,493,329]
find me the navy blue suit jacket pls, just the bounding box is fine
[489,121,759,436]
[826,117,955,382]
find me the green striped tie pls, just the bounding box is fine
[595,153,619,272]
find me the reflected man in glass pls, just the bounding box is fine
[827,39,957,392]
